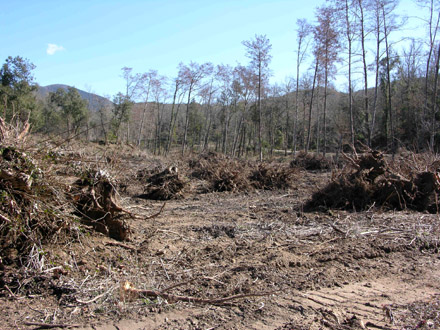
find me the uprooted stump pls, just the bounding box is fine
[137,166,187,200]
[73,169,130,241]
[305,150,440,212]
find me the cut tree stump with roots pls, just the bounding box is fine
[74,169,130,241]
[305,150,440,212]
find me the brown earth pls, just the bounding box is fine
[1,148,439,330]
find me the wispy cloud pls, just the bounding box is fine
[46,43,65,55]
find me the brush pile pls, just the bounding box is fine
[138,166,187,200]
[189,153,251,192]
[189,153,297,192]
[305,150,440,212]
[290,152,331,171]
[0,122,77,264]
[250,163,296,190]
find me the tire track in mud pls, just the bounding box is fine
[290,258,440,329]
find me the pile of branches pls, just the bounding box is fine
[305,150,440,212]
[0,129,77,264]
[189,153,297,192]
[250,163,296,190]
[73,169,130,241]
[138,166,187,200]
[290,152,331,171]
[189,153,251,192]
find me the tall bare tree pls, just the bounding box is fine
[314,6,340,156]
[165,77,185,155]
[242,34,272,161]
[179,62,213,155]
[231,65,256,157]
[305,57,319,153]
[293,19,312,155]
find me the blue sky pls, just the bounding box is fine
[1,0,426,98]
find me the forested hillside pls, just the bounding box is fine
[1,0,439,157]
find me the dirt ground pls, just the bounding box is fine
[1,147,439,330]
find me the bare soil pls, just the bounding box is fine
[1,147,439,330]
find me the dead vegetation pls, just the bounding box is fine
[0,121,79,265]
[0,123,439,330]
[73,168,131,241]
[188,152,296,193]
[305,150,440,212]
[249,163,296,190]
[290,151,332,171]
[137,166,187,200]
[188,152,251,192]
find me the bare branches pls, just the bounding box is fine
[120,281,278,306]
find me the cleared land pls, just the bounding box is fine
[0,142,439,330]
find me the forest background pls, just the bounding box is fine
[1,0,439,159]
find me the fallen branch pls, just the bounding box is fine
[145,202,166,220]
[134,288,276,305]
[105,241,138,251]
[76,285,117,304]
[0,213,11,223]
[23,322,80,329]
[4,284,17,300]
[121,281,278,305]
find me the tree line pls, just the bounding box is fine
[1,0,439,158]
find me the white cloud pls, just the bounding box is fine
[46,43,65,55]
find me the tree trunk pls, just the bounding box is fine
[370,6,381,147]
[430,42,440,151]
[346,0,355,149]
[258,61,263,161]
[306,58,319,154]
[359,0,370,147]
[383,5,395,155]
[182,85,193,156]
[137,82,151,147]
[323,65,328,157]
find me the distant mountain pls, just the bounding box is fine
[37,84,113,111]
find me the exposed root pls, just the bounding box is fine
[305,150,440,212]
[73,169,130,241]
[138,166,187,200]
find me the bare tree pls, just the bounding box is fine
[217,64,234,154]
[305,57,319,154]
[293,19,312,155]
[357,0,373,146]
[179,62,213,155]
[416,0,440,113]
[231,65,256,157]
[242,34,272,161]
[165,77,185,155]
[282,77,294,156]
[200,74,217,151]
[381,0,400,153]
[136,70,157,147]
[314,6,340,156]
[151,75,167,154]
[120,67,142,143]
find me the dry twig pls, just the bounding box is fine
[121,281,279,305]
[23,322,81,329]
